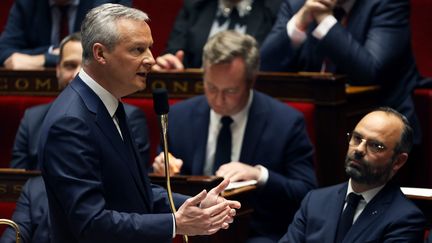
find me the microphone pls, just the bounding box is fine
[152,88,188,243]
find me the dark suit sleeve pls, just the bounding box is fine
[380,205,426,243]
[318,0,412,85]
[10,110,31,169]
[278,191,311,243]
[263,113,316,207]
[0,1,52,65]
[0,179,34,243]
[260,0,300,71]
[164,0,192,55]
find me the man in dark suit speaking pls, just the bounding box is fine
[38,4,240,243]
[279,107,426,243]
[152,30,317,242]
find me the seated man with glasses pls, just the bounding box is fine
[279,107,426,243]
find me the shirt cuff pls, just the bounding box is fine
[172,213,176,238]
[312,15,337,40]
[255,165,269,186]
[287,17,307,47]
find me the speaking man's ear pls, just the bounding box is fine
[93,43,106,64]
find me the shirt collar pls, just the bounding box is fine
[49,0,79,7]
[347,179,385,203]
[210,89,253,123]
[78,69,119,118]
[217,0,254,17]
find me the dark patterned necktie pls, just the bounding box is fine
[213,116,233,173]
[335,193,363,242]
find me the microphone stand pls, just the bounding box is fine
[160,114,188,243]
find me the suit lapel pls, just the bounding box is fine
[71,78,152,210]
[191,97,211,174]
[328,183,350,242]
[239,92,267,163]
[343,183,395,243]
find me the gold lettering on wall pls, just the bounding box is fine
[151,80,167,90]
[173,81,188,93]
[35,78,52,91]
[15,78,29,90]
[0,184,7,194]
[12,185,23,194]
[194,82,204,93]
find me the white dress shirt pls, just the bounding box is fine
[345,179,385,224]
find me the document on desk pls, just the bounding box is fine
[401,187,432,197]
[225,180,257,191]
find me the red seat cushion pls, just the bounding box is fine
[0,96,54,168]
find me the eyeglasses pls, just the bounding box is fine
[347,132,387,154]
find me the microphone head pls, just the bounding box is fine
[152,88,169,115]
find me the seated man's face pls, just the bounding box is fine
[56,40,83,89]
[345,111,405,186]
[203,57,251,116]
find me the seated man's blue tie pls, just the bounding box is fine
[335,192,363,242]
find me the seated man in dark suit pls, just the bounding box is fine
[0,0,131,69]
[10,32,150,170]
[0,176,49,243]
[152,0,282,71]
[152,30,317,242]
[260,0,422,145]
[279,107,426,243]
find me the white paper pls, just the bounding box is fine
[400,187,432,197]
[225,180,257,191]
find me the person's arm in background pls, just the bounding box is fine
[0,0,53,69]
[260,0,302,71]
[316,0,412,85]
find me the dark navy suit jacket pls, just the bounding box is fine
[11,102,150,170]
[260,0,421,143]
[0,177,49,243]
[279,181,426,243]
[166,91,317,241]
[165,0,281,68]
[0,0,131,67]
[38,77,187,243]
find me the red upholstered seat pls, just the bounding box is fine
[410,0,432,78]
[0,202,17,235]
[0,96,54,168]
[413,89,432,187]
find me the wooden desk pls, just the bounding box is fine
[0,169,40,202]
[0,68,380,186]
[0,170,254,243]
